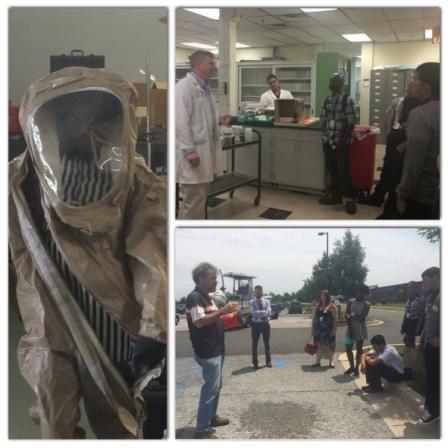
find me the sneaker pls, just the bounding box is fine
[319,196,343,205]
[358,194,384,207]
[362,385,384,394]
[345,201,357,215]
[211,415,230,427]
[266,362,272,368]
[417,411,439,425]
[194,430,218,439]
[344,367,355,375]
[328,362,335,368]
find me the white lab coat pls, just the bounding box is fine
[176,72,221,184]
[260,89,294,109]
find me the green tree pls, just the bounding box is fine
[298,230,369,300]
[418,228,440,244]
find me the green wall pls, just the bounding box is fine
[315,52,339,116]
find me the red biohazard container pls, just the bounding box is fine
[349,125,379,192]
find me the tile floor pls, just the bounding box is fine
[206,145,386,220]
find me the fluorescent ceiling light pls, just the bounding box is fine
[215,41,251,48]
[301,8,337,13]
[342,33,372,42]
[181,42,218,50]
[425,29,433,39]
[184,8,220,20]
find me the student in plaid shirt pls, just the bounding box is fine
[319,73,357,214]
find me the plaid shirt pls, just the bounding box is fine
[320,93,356,148]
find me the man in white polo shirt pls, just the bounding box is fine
[360,334,405,393]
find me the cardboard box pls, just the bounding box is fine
[274,99,304,124]
[133,82,167,128]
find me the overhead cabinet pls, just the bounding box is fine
[238,62,316,115]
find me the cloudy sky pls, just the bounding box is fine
[175,227,440,300]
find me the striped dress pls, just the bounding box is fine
[347,300,368,340]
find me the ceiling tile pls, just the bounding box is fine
[343,8,386,23]
[279,17,320,26]
[299,25,339,37]
[280,29,316,39]
[238,8,270,18]
[357,22,392,33]
[320,35,348,43]
[396,30,424,41]
[308,10,353,26]
[298,35,325,44]
[262,8,303,16]
[329,24,364,34]
[247,15,285,26]
[368,32,398,42]
[383,8,424,21]
[389,19,425,31]
[423,8,440,18]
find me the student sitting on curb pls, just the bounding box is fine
[360,334,405,394]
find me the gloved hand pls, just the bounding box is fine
[131,336,166,380]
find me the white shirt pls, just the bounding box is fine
[259,89,294,109]
[371,344,404,374]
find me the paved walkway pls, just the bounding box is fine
[176,353,439,439]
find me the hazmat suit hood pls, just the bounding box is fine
[19,66,138,234]
[10,68,167,437]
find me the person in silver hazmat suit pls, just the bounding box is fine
[9,67,167,438]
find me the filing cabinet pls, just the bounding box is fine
[369,68,413,144]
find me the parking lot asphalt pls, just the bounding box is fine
[176,353,395,439]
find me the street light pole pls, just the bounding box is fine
[318,232,329,288]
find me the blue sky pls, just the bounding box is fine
[175,228,440,300]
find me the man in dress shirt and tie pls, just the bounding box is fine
[250,285,272,369]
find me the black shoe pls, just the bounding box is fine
[344,367,355,375]
[311,363,321,368]
[345,201,357,215]
[362,385,383,394]
[358,194,384,207]
[319,196,343,205]
[417,412,439,425]
[266,362,272,368]
[353,368,359,377]
[253,364,259,370]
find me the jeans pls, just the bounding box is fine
[194,354,224,432]
[424,345,440,417]
[323,142,355,200]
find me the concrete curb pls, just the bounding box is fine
[338,351,439,438]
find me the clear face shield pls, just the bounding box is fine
[28,90,126,206]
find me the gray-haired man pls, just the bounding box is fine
[176,51,231,219]
[185,262,236,438]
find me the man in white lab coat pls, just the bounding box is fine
[176,50,231,219]
[259,74,294,109]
